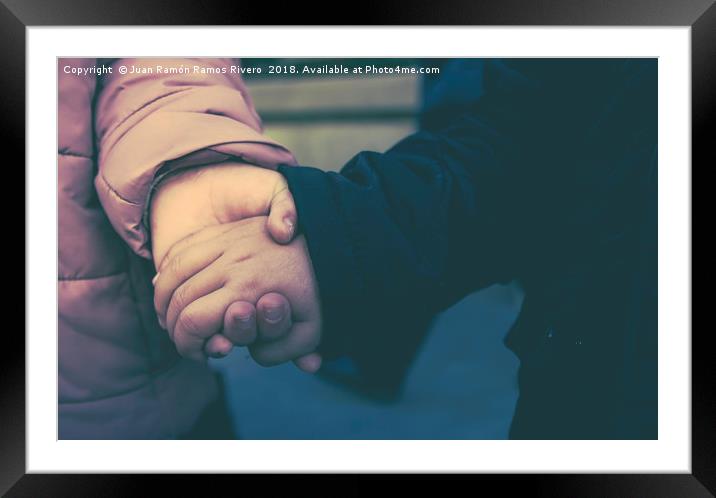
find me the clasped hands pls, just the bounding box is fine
[150,163,322,373]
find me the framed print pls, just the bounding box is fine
[8,0,711,495]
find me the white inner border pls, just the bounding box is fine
[27,27,691,473]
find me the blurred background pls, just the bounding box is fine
[210,58,523,439]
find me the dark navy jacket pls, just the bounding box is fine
[280,59,657,439]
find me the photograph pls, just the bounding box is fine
[8,10,707,493]
[57,57,657,441]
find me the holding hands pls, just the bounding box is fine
[150,163,322,372]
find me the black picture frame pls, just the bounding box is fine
[7,0,710,495]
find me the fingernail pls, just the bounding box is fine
[158,315,166,329]
[152,273,159,286]
[235,313,253,325]
[263,307,283,323]
[284,218,295,235]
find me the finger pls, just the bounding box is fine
[249,321,320,367]
[256,292,293,342]
[222,301,257,346]
[155,245,224,328]
[205,333,234,358]
[165,260,226,338]
[158,222,236,274]
[173,288,234,361]
[293,352,323,374]
[266,186,297,244]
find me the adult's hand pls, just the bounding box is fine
[150,162,296,270]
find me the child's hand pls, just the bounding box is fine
[150,162,298,358]
[153,216,322,363]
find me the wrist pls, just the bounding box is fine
[149,167,212,268]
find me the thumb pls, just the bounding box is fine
[267,185,297,244]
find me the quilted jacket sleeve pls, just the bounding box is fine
[93,58,296,259]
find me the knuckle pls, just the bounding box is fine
[172,284,191,311]
[168,253,184,276]
[243,274,259,291]
[176,310,201,337]
[163,244,179,266]
[227,273,259,296]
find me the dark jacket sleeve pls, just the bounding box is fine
[279,59,656,373]
[279,110,521,368]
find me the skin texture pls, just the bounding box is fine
[153,217,323,366]
[150,163,322,371]
[205,293,322,372]
[150,162,296,269]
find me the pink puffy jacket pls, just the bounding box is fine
[58,58,295,438]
